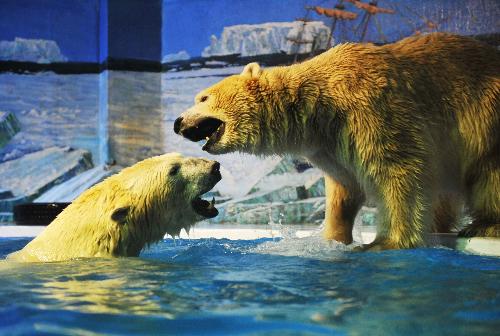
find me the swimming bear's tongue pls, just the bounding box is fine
[192,197,218,218]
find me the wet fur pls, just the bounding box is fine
[8,153,218,261]
[180,33,499,249]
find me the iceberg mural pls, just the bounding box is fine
[202,21,331,57]
[0,38,68,63]
[162,50,190,63]
[1,0,499,226]
[0,111,20,148]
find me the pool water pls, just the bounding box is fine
[0,234,499,335]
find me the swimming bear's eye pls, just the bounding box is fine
[169,164,180,176]
[199,95,208,103]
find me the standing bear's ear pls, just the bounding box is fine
[241,63,261,79]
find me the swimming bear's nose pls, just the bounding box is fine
[174,117,183,134]
[210,162,221,180]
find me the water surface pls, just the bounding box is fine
[1,236,499,335]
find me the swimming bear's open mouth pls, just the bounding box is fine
[191,162,221,218]
[191,196,218,218]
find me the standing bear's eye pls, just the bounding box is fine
[199,95,208,103]
[169,164,180,176]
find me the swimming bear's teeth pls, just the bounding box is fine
[209,197,215,208]
[205,137,209,141]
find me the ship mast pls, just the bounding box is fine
[395,3,444,36]
[308,2,358,48]
[287,7,316,63]
[345,0,395,42]
[327,1,343,48]
[289,0,395,61]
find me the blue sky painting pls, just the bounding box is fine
[162,0,500,57]
[0,0,100,62]
[0,0,498,62]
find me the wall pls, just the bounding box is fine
[0,0,498,222]
[0,0,101,165]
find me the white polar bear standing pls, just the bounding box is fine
[8,153,221,262]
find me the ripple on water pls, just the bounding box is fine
[0,231,499,335]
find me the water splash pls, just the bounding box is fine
[250,211,362,261]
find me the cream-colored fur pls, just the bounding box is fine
[8,153,220,262]
[176,33,500,250]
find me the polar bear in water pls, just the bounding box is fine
[8,153,221,262]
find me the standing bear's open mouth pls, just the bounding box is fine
[174,116,225,151]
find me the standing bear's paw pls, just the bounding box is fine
[352,239,401,252]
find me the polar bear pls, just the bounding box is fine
[174,33,500,250]
[8,153,221,262]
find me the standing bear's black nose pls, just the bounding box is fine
[174,117,183,134]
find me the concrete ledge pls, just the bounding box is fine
[455,237,500,257]
[426,233,500,257]
[0,226,498,257]
[0,225,45,237]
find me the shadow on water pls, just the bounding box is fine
[0,235,499,335]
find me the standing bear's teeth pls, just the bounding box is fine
[205,137,209,141]
[209,197,215,208]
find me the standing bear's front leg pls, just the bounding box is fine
[323,175,365,244]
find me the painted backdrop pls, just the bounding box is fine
[0,0,498,225]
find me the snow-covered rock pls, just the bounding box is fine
[162,50,190,63]
[0,189,13,200]
[0,212,13,222]
[0,147,93,202]
[248,157,318,194]
[359,206,378,226]
[208,157,324,225]
[0,195,28,213]
[205,154,378,226]
[209,197,326,225]
[0,111,20,148]
[305,175,325,198]
[35,165,120,203]
[0,38,68,63]
[223,185,307,206]
[202,21,331,57]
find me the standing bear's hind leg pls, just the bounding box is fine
[363,169,431,250]
[323,175,364,244]
[432,194,461,233]
[459,163,500,238]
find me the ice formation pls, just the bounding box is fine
[0,38,68,63]
[202,21,331,57]
[162,50,191,63]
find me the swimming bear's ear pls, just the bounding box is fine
[241,63,261,79]
[111,206,130,225]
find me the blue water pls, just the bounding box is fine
[0,237,499,336]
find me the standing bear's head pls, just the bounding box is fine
[174,63,312,156]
